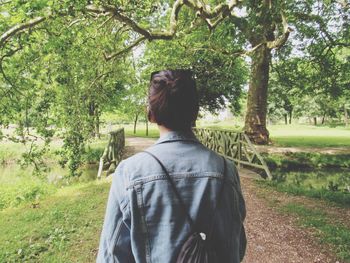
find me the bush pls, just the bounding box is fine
[83,146,104,164]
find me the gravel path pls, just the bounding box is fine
[125,136,339,263]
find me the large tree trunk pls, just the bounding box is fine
[313,117,317,126]
[244,45,271,144]
[284,114,288,125]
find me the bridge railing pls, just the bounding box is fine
[97,128,125,179]
[193,128,271,179]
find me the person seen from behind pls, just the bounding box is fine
[97,69,246,263]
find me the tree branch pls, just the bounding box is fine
[184,0,241,19]
[86,1,243,60]
[88,71,113,89]
[86,0,242,40]
[267,12,293,49]
[86,1,185,40]
[183,42,264,58]
[0,42,23,94]
[103,36,146,61]
[0,16,47,48]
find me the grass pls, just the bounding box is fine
[280,202,350,261]
[260,179,350,207]
[0,175,56,211]
[124,128,160,138]
[0,180,110,262]
[268,124,350,147]
[0,135,108,211]
[264,152,350,170]
[0,141,27,164]
[261,152,350,206]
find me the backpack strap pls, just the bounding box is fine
[142,150,195,231]
[142,150,227,239]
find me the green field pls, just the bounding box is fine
[0,181,109,262]
[268,125,350,147]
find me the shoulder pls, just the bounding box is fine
[115,150,163,181]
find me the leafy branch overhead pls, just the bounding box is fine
[1,1,292,61]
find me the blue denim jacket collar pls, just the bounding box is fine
[155,130,200,145]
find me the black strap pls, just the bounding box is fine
[142,151,195,230]
[142,150,227,239]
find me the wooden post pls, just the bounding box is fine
[238,133,242,169]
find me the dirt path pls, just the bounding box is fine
[241,178,337,263]
[124,137,340,263]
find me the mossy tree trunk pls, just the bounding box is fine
[244,44,271,144]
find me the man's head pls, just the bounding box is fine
[148,69,199,131]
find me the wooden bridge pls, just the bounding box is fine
[193,128,271,179]
[98,128,271,179]
[97,128,125,179]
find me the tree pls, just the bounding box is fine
[1,1,348,155]
[140,22,248,115]
[1,0,292,144]
[269,5,350,126]
[0,1,134,176]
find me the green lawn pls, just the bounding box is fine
[268,125,350,147]
[0,181,110,263]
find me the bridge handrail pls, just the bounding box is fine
[193,128,271,179]
[97,128,125,179]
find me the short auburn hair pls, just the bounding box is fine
[148,69,199,131]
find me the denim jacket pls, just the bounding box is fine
[97,131,246,263]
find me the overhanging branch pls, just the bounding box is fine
[86,1,186,40]
[86,0,243,59]
[103,36,146,61]
[86,0,242,40]
[184,0,241,19]
[267,12,292,49]
[0,16,47,48]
